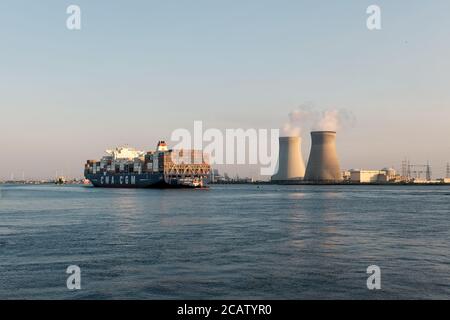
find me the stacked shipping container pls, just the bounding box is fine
[84,144,210,177]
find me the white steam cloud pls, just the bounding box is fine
[282,104,355,137]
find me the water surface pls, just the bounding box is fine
[0,184,449,299]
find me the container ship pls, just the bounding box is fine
[84,141,210,188]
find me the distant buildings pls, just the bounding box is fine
[348,168,397,183]
[209,169,255,184]
[210,169,223,183]
[344,166,450,184]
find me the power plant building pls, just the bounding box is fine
[349,168,397,183]
[350,170,384,183]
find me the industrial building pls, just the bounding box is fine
[350,170,382,183]
[349,168,396,183]
[269,130,450,185]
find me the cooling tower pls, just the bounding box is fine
[271,137,305,182]
[304,131,342,182]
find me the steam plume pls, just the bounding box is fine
[282,104,355,136]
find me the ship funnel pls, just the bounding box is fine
[157,140,168,152]
[304,131,342,182]
[271,136,305,182]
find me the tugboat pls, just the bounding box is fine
[55,176,66,185]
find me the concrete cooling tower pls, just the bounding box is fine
[271,137,305,182]
[304,131,342,182]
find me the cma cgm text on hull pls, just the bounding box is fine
[84,141,211,189]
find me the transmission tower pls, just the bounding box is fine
[407,161,411,179]
[407,164,429,180]
[401,159,407,178]
[446,163,450,179]
[401,158,411,180]
[426,162,432,181]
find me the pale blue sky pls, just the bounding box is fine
[1,1,449,179]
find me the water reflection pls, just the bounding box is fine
[287,188,344,256]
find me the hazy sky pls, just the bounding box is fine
[1,0,450,179]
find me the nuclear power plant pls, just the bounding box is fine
[272,132,342,184]
[271,136,305,182]
[268,130,447,185]
[304,131,342,182]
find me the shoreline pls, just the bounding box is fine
[212,181,450,186]
[1,181,449,187]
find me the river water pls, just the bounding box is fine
[0,184,449,299]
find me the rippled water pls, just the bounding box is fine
[0,184,449,299]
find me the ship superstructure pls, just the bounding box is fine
[84,141,210,188]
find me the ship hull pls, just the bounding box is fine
[85,173,206,189]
